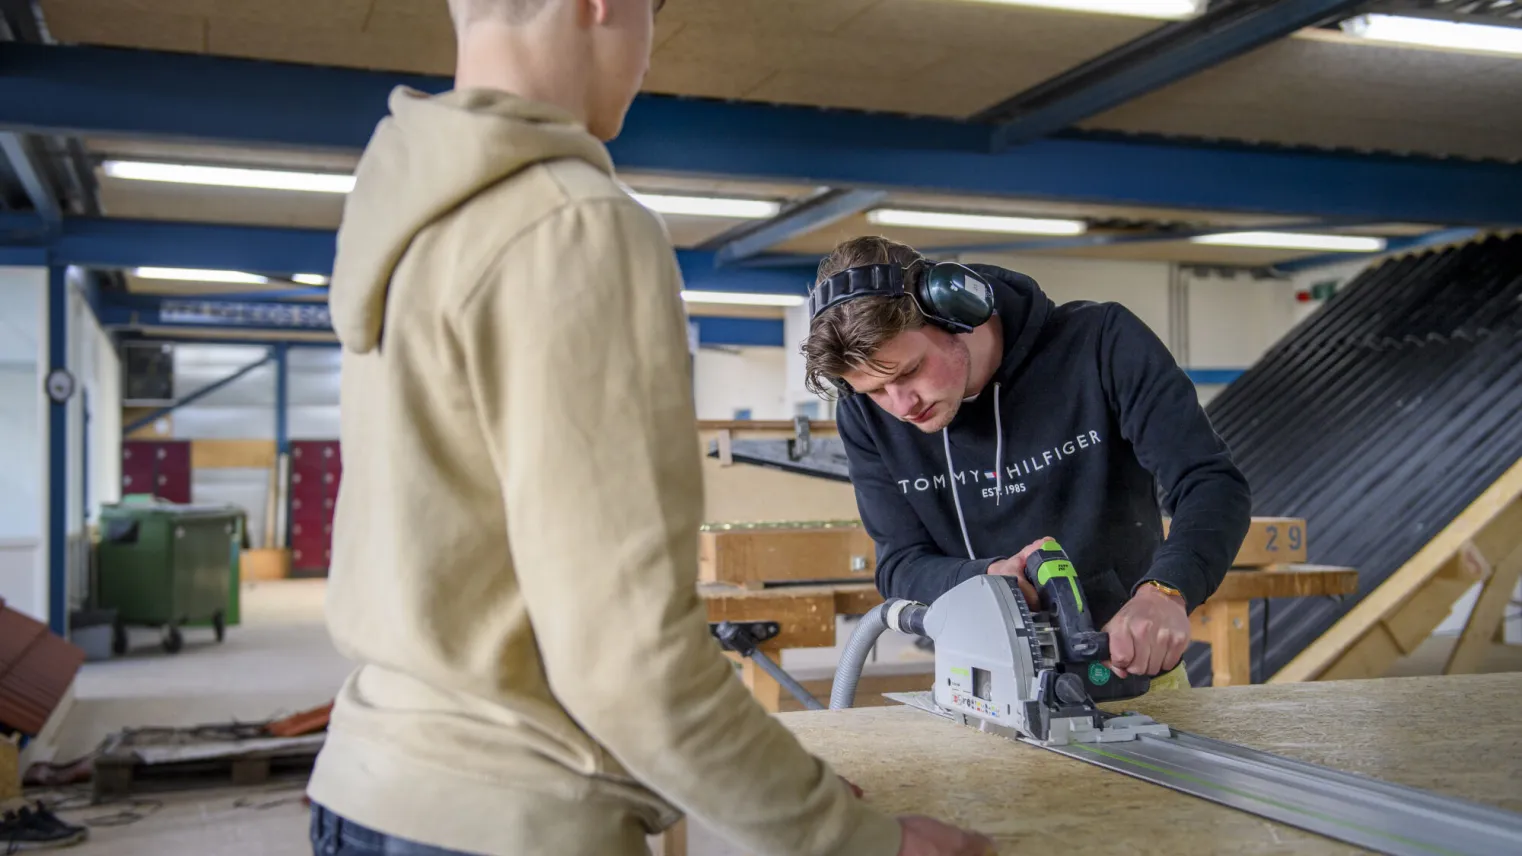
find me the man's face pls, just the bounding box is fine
[841,326,972,434]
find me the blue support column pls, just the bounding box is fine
[46,265,67,635]
[274,344,290,456]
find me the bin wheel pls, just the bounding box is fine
[111,621,128,656]
[213,611,226,643]
[163,626,184,654]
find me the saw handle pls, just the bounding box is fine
[1023,541,1103,663]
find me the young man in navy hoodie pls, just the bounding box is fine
[803,236,1252,686]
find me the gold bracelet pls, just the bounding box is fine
[1143,580,1184,600]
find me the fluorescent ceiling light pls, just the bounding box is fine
[1190,232,1387,253]
[134,267,270,284]
[631,193,781,219]
[292,274,330,286]
[965,0,1202,20]
[102,160,356,193]
[681,290,805,307]
[867,208,1086,236]
[1341,14,1522,58]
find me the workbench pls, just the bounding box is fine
[701,564,1358,708]
[779,672,1522,854]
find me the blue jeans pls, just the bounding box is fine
[310,802,479,856]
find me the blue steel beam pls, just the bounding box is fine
[692,317,785,348]
[1185,369,1244,385]
[46,216,816,296]
[102,290,788,349]
[273,344,290,455]
[714,189,887,265]
[46,266,67,635]
[123,349,276,435]
[3,44,1521,224]
[0,131,61,225]
[983,0,1366,152]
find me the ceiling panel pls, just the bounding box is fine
[1083,31,1522,162]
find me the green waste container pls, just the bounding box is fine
[96,498,240,655]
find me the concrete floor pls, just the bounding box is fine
[31,580,1521,855]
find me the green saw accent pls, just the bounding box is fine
[1087,662,1111,686]
[950,666,970,678]
[1041,539,1061,551]
[1070,744,1462,856]
[1036,558,1084,612]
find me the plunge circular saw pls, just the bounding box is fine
[830,539,1170,746]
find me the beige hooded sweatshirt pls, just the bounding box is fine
[305,86,902,856]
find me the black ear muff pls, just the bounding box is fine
[915,263,995,334]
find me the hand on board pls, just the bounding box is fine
[1101,583,1189,678]
[897,815,998,856]
[984,536,1051,610]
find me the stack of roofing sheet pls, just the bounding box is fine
[1186,233,1522,685]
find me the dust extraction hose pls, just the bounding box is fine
[829,598,928,710]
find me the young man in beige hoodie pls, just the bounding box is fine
[306,2,996,854]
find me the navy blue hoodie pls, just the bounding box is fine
[836,264,1251,624]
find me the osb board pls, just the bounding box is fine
[1082,30,1522,163]
[191,439,276,470]
[779,673,1522,853]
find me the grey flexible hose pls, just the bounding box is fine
[830,603,889,710]
[749,649,825,711]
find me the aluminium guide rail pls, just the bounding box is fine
[884,691,1522,855]
[1034,727,1522,856]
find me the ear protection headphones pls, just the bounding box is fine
[807,258,997,395]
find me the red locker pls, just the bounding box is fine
[287,439,342,577]
[122,440,191,503]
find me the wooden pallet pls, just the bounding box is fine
[91,727,324,801]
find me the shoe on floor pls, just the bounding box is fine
[0,805,88,852]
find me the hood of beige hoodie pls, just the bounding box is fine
[329,86,616,353]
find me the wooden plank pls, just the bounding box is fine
[1167,516,1307,567]
[1320,623,1405,682]
[741,659,783,713]
[832,584,883,617]
[1205,599,1252,686]
[190,439,276,469]
[1210,565,1356,601]
[1445,538,1522,674]
[699,526,877,587]
[779,673,1522,854]
[1273,458,1522,683]
[700,585,837,650]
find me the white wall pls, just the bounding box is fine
[0,268,48,621]
[692,346,790,420]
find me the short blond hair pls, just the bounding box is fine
[447,0,554,27]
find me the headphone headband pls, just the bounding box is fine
[806,262,919,318]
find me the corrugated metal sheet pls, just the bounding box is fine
[1186,233,1522,685]
[0,599,85,735]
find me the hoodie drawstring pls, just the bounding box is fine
[993,383,1004,507]
[943,428,977,561]
[942,382,1004,561]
